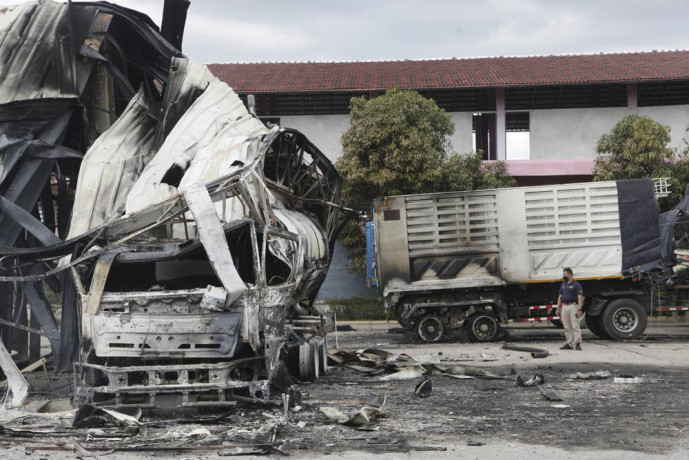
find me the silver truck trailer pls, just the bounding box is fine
[372,179,666,342]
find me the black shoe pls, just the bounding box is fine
[575,344,582,350]
[560,344,573,350]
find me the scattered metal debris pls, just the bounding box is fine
[516,373,545,387]
[567,370,613,380]
[326,347,507,381]
[380,366,425,381]
[0,358,48,390]
[413,371,433,398]
[319,406,349,423]
[540,385,563,401]
[436,364,505,380]
[501,343,550,358]
[343,393,386,427]
[614,376,644,384]
[0,341,28,408]
[73,404,141,429]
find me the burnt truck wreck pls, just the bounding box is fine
[372,179,667,342]
[0,0,346,408]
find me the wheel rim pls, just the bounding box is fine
[418,316,443,342]
[612,307,639,333]
[471,315,498,341]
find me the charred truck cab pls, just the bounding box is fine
[73,125,344,409]
[372,179,665,342]
[0,1,345,410]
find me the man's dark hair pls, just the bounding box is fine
[563,267,573,276]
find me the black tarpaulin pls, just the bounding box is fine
[617,179,664,273]
[659,184,689,270]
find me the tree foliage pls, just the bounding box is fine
[442,151,516,191]
[593,114,674,181]
[667,148,689,209]
[337,89,515,273]
[592,114,689,210]
[338,88,454,207]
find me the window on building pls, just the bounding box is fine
[472,113,496,160]
[506,112,530,160]
[472,112,530,160]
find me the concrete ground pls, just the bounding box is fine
[2,317,688,459]
[308,317,689,459]
[333,318,689,368]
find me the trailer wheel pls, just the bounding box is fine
[601,298,647,340]
[585,314,610,339]
[417,315,444,342]
[466,314,499,342]
[298,342,319,381]
[317,337,328,376]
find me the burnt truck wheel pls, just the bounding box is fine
[317,337,328,376]
[585,314,610,339]
[298,342,319,381]
[601,298,647,340]
[417,315,444,342]
[466,314,499,342]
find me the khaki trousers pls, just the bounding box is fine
[561,303,582,346]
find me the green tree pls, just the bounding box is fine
[667,145,689,209]
[593,114,674,181]
[338,88,454,207]
[442,151,516,191]
[337,89,514,273]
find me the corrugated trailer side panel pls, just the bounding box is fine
[517,181,622,281]
[375,181,628,293]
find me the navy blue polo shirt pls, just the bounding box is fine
[560,280,583,304]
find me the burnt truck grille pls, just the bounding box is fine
[74,358,270,409]
[91,290,243,359]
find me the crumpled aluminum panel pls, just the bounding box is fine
[68,90,157,237]
[0,1,78,103]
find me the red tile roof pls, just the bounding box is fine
[208,51,689,93]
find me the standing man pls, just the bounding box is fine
[556,268,584,350]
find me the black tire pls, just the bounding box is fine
[394,304,407,326]
[298,342,319,381]
[465,313,499,342]
[318,337,328,376]
[585,314,610,339]
[417,315,445,342]
[601,298,647,340]
[550,319,564,329]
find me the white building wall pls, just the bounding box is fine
[530,105,689,160]
[281,112,475,162]
[448,112,474,153]
[280,114,351,163]
[280,104,689,163]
